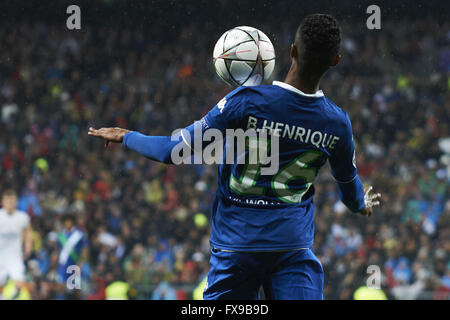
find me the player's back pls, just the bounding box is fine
[203,81,355,251]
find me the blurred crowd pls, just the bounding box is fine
[0,9,449,300]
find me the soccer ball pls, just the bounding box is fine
[213,26,276,87]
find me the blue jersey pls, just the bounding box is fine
[198,81,364,251]
[122,80,366,252]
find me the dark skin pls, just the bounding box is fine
[284,43,340,94]
[88,39,381,216]
[88,127,129,147]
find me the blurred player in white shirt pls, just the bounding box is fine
[0,189,33,298]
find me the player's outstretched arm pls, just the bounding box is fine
[88,126,192,164]
[88,88,243,164]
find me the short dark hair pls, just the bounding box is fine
[295,14,341,71]
[2,189,17,198]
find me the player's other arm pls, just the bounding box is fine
[329,115,381,217]
[23,223,32,259]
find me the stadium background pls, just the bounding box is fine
[0,0,449,299]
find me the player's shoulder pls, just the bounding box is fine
[223,84,281,106]
[234,83,283,95]
[321,97,348,118]
[219,85,269,111]
[14,210,30,222]
[224,85,262,100]
[13,209,28,215]
[321,97,351,125]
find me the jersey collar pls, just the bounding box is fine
[273,81,324,98]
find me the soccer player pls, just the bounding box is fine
[88,14,381,299]
[0,189,33,299]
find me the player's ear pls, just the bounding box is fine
[290,44,298,59]
[331,54,341,66]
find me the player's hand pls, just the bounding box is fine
[88,127,131,147]
[358,186,381,217]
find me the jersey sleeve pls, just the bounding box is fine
[329,113,365,212]
[202,86,249,133]
[329,113,357,183]
[123,132,185,164]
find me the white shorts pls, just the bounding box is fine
[0,261,25,285]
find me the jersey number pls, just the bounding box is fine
[230,150,323,203]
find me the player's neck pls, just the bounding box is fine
[284,64,323,94]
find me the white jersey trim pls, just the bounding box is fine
[273,81,324,98]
